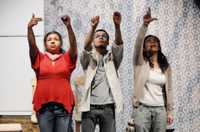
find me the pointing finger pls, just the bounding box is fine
[32,13,35,19]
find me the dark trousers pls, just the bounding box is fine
[81,104,116,132]
[37,102,73,132]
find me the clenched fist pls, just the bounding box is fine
[113,11,122,25]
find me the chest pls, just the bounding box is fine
[147,69,166,86]
[39,56,68,75]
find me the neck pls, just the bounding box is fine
[46,50,61,55]
[95,47,107,55]
[150,52,158,64]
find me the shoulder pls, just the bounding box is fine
[165,65,172,74]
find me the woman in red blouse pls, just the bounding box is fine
[27,14,77,132]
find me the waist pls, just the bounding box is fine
[139,102,164,108]
[39,102,65,113]
[37,74,68,80]
[90,103,114,109]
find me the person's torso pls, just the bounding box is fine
[33,52,75,112]
[140,68,166,106]
[38,54,69,79]
[90,55,114,105]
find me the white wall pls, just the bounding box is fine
[0,0,44,115]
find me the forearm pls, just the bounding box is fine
[27,27,38,60]
[67,25,77,57]
[136,24,148,49]
[166,67,174,114]
[134,24,148,65]
[114,25,123,45]
[84,26,96,51]
[27,27,36,48]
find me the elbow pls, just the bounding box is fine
[114,40,123,45]
[84,45,92,51]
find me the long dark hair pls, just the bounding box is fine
[44,31,65,53]
[143,35,169,73]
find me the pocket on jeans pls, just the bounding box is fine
[55,108,69,117]
[38,106,49,114]
[105,107,115,118]
[158,106,165,111]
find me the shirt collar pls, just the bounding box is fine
[45,51,62,61]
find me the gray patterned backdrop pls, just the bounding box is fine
[44,0,200,132]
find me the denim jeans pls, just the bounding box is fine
[37,102,73,132]
[81,104,116,132]
[133,103,167,132]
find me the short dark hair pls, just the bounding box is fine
[44,31,63,45]
[95,29,109,41]
[44,31,65,53]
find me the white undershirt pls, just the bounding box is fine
[140,68,166,106]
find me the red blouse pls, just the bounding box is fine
[31,50,77,113]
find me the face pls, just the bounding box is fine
[144,37,160,53]
[93,31,109,48]
[45,33,62,54]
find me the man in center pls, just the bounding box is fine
[79,11,124,132]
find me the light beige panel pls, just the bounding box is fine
[0,37,44,115]
[0,0,44,36]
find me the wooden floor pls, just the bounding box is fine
[0,115,39,132]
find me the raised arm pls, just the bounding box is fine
[27,14,42,64]
[61,15,77,59]
[112,11,123,69]
[133,8,157,65]
[113,11,123,45]
[84,16,100,51]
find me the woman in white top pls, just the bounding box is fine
[133,8,174,132]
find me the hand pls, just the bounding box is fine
[91,16,100,28]
[61,15,71,27]
[143,8,157,26]
[113,11,121,25]
[167,113,174,125]
[28,14,42,28]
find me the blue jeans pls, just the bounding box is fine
[81,104,116,132]
[134,103,167,132]
[37,102,73,132]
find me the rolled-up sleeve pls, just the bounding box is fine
[133,24,148,65]
[166,66,174,114]
[31,51,42,70]
[80,50,91,70]
[111,43,123,69]
[64,50,77,73]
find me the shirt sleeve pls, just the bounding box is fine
[80,49,91,70]
[31,50,43,70]
[133,24,148,65]
[64,50,77,72]
[111,42,123,69]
